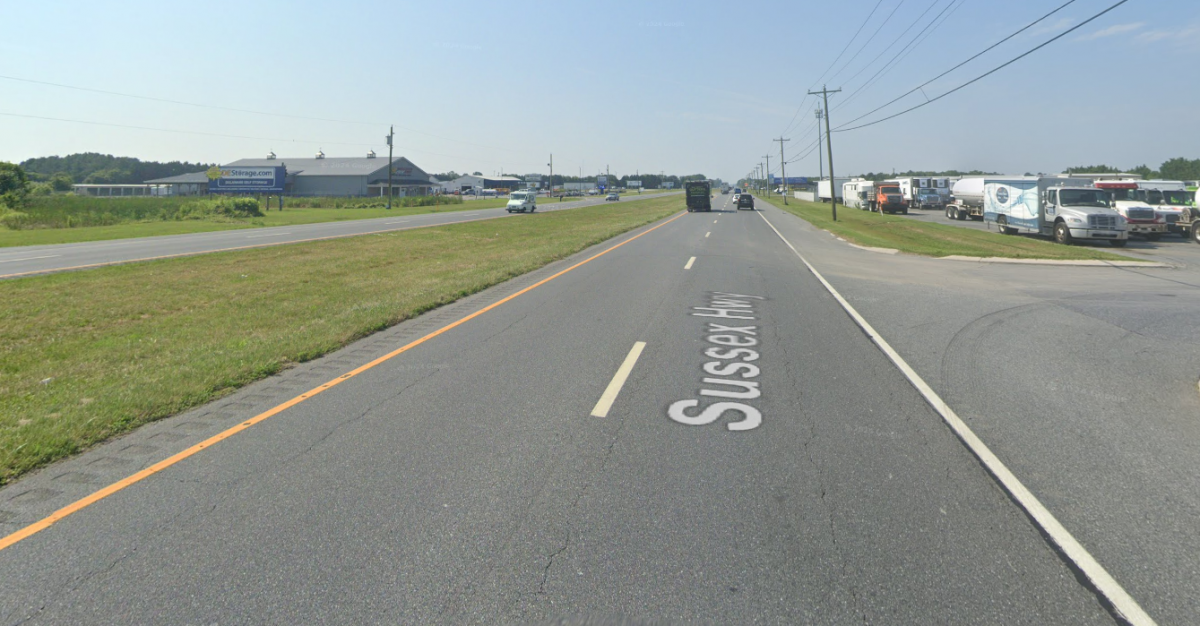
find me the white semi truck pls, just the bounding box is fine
[1135,180,1195,238]
[984,177,1128,246]
[1092,180,1167,240]
[892,177,950,209]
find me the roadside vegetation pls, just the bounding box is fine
[0,195,681,484]
[758,195,1138,261]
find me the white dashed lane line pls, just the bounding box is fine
[685,256,696,270]
[590,342,647,418]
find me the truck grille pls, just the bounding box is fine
[1126,208,1156,221]
[1088,215,1117,229]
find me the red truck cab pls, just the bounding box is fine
[875,183,908,214]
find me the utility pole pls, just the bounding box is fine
[386,125,394,210]
[775,137,790,204]
[763,154,771,197]
[547,154,553,196]
[815,109,824,181]
[808,86,841,220]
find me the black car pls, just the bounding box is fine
[737,193,755,210]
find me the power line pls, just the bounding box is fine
[832,0,965,114]
[826,0,909,85]
[0,112,524,166]
[0,73,535,156]
[836,0,1078,128]
[836,0,942,90]
[835,0,1132,132]
[780,0,890,137]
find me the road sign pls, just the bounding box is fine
[209,166,285,193]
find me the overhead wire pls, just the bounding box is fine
[0,112,527,167]
[833,0,1133,132]
[0,73,539,157]
[779,0,890,138]
[832,0,966,114]
[834,0,1078,128]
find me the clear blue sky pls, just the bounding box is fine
[2,0,1196,182]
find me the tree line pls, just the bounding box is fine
[19,153,215,186]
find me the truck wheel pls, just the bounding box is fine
[997,216,1015,235]
[946,206,955,220]
[902,207,909,215]
[1054,221,1073,245]
[1192,224,1200,244]
[1110,239,1128,247]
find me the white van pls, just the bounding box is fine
[506,190,537,213]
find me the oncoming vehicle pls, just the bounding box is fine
[505,190,537,213]
[736,193,755,210]
[605,192,619,201]
[685,180,712,212]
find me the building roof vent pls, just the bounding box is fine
[266,150,276,160]
[315,149,325,160]
[367,150,376,159]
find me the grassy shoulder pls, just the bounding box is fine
[758,195,1139,261]
[0,196,682,485]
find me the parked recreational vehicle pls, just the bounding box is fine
[843,180,875,210]
[984,177,1127,246]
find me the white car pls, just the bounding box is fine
[505,190,537,213]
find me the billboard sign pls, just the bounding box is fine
[597,175,608,190]
[628,180,642,188]
[209,166,285,193]
[663,181,675,189]
[772,176,809,185]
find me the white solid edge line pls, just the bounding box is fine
[755,209,1156,626]
[684,256,696,270]
[590,341,647,418]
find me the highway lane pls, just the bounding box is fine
[763,199,1200,625]
[0,194,1124,623]
[0,192,677,279]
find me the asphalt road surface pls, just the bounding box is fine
[2,194,1196,623]
[0,192,675,279]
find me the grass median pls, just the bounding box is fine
[0,195,682,484]
[758,195,1138,261]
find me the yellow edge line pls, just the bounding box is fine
[0,211,686,552]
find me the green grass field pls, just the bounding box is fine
[0,195,682,484]
[0,192,671,247]
[758,195,1139,261]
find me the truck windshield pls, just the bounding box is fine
[1107,189,1138,202]
[1161,190,1193,205]
[1059,190,1110,208]
[879,186,900,194]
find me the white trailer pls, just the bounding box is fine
[817,177,851,202]
[842,180,875,210]
[984,176,1127,246]
[891,177,951,209]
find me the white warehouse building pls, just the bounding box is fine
[219,153,435,197]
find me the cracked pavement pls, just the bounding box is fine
[0,201,1134,624]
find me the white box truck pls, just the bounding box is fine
[984,177,1128,246]
[817,177,851,203]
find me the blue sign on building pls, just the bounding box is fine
[772,176,808,185]
[209,166,286,193]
